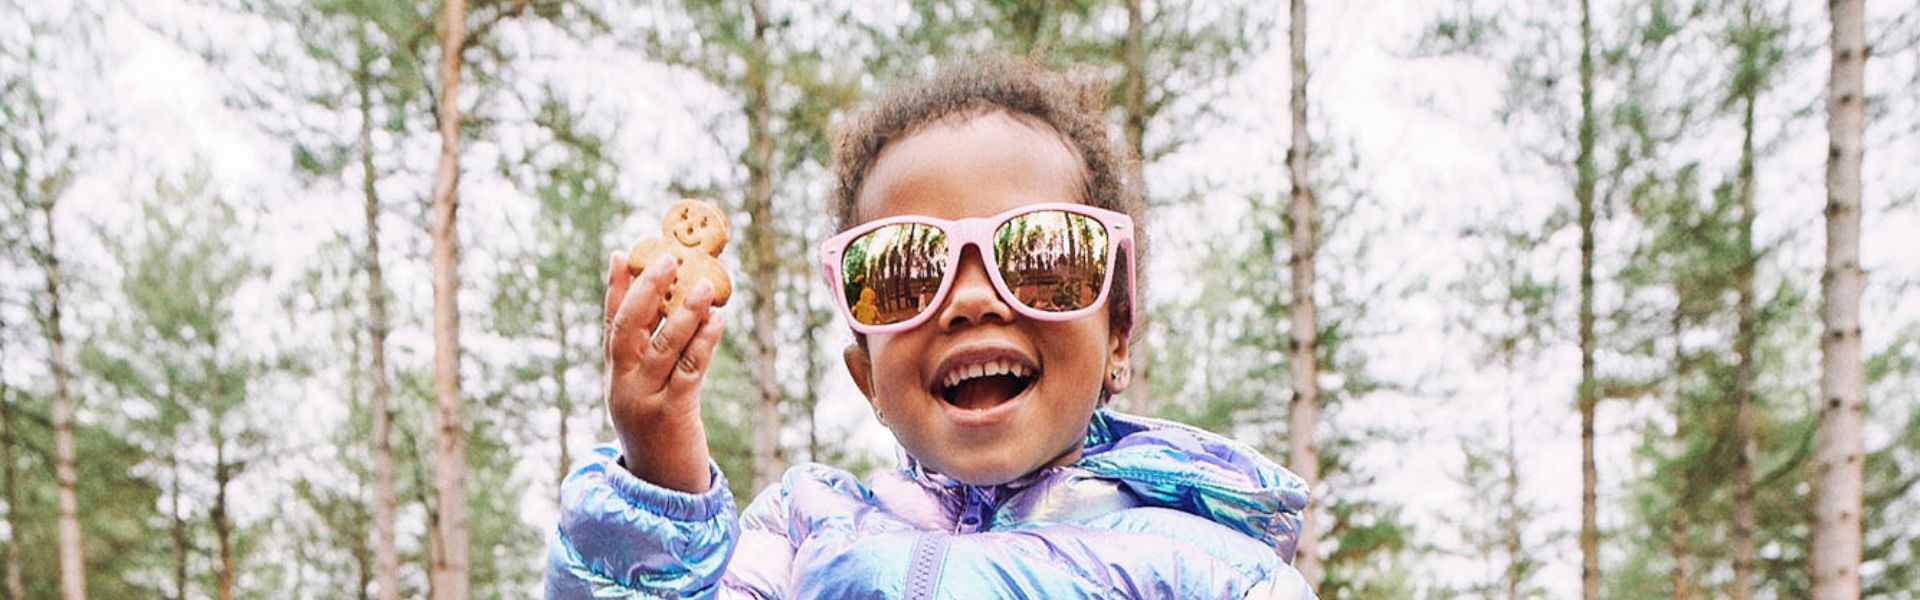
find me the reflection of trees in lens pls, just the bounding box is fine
[858,224,946,325]
[997,212,1105,311]
[842,236,870,316]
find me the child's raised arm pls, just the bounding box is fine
[601,250,726,493]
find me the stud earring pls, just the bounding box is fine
[874,408,886,426]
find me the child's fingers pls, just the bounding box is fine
[638,281,715,387]
[609,255,677,368]
[605,251,631,322]
[666,307,725,398]
[603,251,631,354]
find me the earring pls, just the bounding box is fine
[874,408,887,426]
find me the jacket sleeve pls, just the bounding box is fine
[1244,561,1317,600]
[545,444,743,598]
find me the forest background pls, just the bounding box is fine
[2,0,1916,598]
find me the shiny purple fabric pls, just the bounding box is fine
[547,410,1316,599]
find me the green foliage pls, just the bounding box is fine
[1860,326,1920,597]
[490,92,631,493]
[76,166,287,598]
[1440,219,1558,596]
[277,231,422,598]
[883,0,1269,168]
[1151,170,1411,591]
[1,388,168,598]
[464,413,544,597]
[638,0,871,489]
[1596,1,1852,597]
[1318,499,1415,600]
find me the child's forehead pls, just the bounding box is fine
[853,111,1089,222]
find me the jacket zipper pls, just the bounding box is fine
[906,485,994,598]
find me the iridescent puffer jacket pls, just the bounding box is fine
[546,410,1316,599]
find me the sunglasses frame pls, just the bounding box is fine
[819,202,1136,335]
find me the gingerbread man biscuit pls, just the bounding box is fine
[627,199,734,315]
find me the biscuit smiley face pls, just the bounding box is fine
[628,199,734,316]
[665,200,729,256]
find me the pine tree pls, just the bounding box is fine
[283,234,392,598]
[1721,2,1789,594]
[1418,1,1712,594]
[0,3,95,595]
[635,0,864,494]
[426,0,471,594]
[491,93,629,494]
[1446,222,1558,599]
[1574,2,1602,595]
[742,0,784,494]
[1154,178,1410,598]
[418,1,590,594]
[83,169,278,600]
[1860,327,1920,597]
[0,316,24,600]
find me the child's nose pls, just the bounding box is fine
[936,246,1013,331]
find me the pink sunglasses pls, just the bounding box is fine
[819,203,1136,335]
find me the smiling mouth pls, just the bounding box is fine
[937,359,1036,411]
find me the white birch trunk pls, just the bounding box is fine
[1286,0,1321,587]
[1812,0,1866,596]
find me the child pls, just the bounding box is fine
[547,55,1314,599]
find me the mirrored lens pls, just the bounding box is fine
[993,211,1109,312]
[840,223,949,326]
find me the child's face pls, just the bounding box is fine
[842,111,1129,486]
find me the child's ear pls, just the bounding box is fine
[843,343,877,401]
[1105,329,1132,393]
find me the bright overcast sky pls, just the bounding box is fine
[11,0,1917,595]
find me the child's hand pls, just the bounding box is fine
[603,251,726,493]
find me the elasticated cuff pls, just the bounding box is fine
[606,453,731,521]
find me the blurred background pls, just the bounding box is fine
[2,0,1916,598]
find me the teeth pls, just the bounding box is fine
[940,359,1034,389]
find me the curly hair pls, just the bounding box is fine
[828,54,1146,333]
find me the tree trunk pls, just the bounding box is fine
[1285,0,1321,586]
[37,191,87,600]
[1501,363,1523,600]
[170,449,188,600]
[1575,0,1601,598]
[1811,0,1866,597]
[555,296,572,490]
[356,41,404,600]
[406,428,438,600]
[1120,0,1154,417]
[428,0,471,596]
[355,526,373,600]
[1730,34,1759,597]
[801,305,827,463]
[214,432,234,600]
[1668,313,1691,600]
[745,0,784,493]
